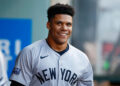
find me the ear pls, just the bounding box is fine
[47,21,51,30]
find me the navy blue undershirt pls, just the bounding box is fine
[46,40,69,56]
[56,44,69,55]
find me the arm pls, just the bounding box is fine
[10,80,24,86]
[77,61,93,86]
[9,47,33,85]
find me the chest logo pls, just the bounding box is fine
[36,68,77,85]
[40,55,48,59]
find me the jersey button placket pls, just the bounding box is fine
[56,54,60,86]
[58,56,63,86]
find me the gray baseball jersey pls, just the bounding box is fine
[10,39,93,86]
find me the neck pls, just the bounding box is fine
[46,38,68,52]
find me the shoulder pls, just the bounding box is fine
[69,44,87,57]
[69,44,90,64]
[21,40,46,53]
[15,40,46,70]
[69,45,93,74]
[24,40,45,50]
[17,40,46,60]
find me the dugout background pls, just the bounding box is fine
[0,0,120,85]
[72,0,120,85]
[0,0,50,79]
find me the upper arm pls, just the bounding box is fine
[10,48,33,85]
[77,59,93,86]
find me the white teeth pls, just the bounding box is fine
[60,33,67,36]
[61,34,66,35]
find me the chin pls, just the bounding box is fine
[56,40,68,45]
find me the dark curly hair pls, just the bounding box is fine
[47,3,75,21]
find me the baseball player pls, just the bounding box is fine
[10,3,93,86]
[0,51,8,86]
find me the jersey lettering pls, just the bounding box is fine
[49,68,56,80]
[42,69,50,81]
[36,72,45,84]
[69,73,77,85]
[36,68,77,85]
[61,68,65,80]
[64,70,71,82]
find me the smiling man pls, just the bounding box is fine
[10,3,93,86]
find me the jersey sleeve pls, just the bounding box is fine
[77,56,94,86]
[10,47,33,86]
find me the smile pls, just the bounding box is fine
[60,34,67,36]
[59,32,68,36]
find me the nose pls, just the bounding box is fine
[62,24,67,30]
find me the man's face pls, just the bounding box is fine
[47,14,73,45]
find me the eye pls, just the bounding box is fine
[66,23,72,27]
[56,21,62,26]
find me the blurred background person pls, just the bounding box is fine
[0,51,8,86]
